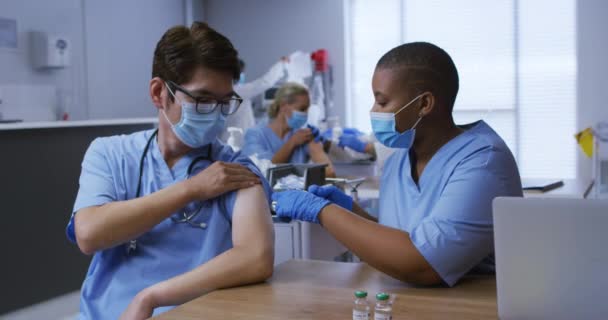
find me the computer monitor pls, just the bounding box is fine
[493,197,608,320]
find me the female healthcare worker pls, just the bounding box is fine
[220,57,288,142]
[242,82,336,177]
[272,42,523,286]
[65,22,274,320]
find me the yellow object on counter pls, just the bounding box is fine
[575,127,594,158]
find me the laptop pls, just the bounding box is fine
[493,197,608,320]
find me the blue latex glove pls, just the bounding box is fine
[307,125,324,143]
[321,128,333,140]
[338,134,368,153]
[320,127,363,142]
[342,127,364,136]
[308,184,353,211]
[272,190,331,223]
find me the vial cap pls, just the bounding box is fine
[354,290,368,298]
[376,293,390,301]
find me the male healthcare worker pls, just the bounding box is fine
[273,42,522,286]
[66,22,274,319]
[242,82,336,177]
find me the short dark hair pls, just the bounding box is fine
[376,42,459,112]
[152,22,240,92]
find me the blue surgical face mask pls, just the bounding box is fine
[286,110,308,129]
[370,93,424,149]
[164,83,226,148]
[238,72,246,85]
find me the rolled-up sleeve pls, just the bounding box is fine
[66,138,117,243]
[410,149,518,286]
[217,147,273,221]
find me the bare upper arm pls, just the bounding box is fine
[307,140,324,155]
[231,185,274,252]
[307,141,336,177]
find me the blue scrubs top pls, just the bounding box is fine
[378,121,522,286]
[242,124,309,163]
[65,129,270,319]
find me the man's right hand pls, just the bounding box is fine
[289,128,314,147]
[186,161,260,201]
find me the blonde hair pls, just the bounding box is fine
[268,82,309,118]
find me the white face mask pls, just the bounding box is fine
[286,110,308,129]
[164,82,226,148]
[369,93,424,149]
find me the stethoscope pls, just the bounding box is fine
[127,129,212,254]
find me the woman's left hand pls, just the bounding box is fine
[272,190,331,224]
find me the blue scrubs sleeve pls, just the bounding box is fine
[409,149,514,286]
[66,138,118,243]
[242,128,275,160]
[216,145,273,221]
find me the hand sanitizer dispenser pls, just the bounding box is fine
[30,32,70,69]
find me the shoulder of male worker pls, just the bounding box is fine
[86,129,270,200]
[84,129,156,166]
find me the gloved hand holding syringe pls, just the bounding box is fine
[271,178,365,223]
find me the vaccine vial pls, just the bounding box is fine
[353,290,370,320]
[374,292,392,320]
[332,126,343,144]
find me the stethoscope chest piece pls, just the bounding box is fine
[127,239,137,254]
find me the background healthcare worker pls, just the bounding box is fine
[66,22,274,320]
[272,42,522,286]
[220,57,288,143]
[324,127,377,158]
[242,82,336,177]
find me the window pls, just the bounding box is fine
[346,0,577,178]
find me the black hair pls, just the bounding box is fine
[152,22,240,96]
[376,42,459,112]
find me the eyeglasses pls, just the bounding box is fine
[166,80,243,116]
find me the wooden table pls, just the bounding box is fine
[155,260,497,319]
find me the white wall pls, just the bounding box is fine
[0,0,187,121]
[203,0,347,122]
[0,0,87,120]
[577,0,608,181]
[84,0,186,119]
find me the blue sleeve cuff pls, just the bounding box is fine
[67,198,113,244]
[66,213,76,243]
[410,218,493,287]
[410,220,461,287]
[236,157,272,202]
[217,148,273,220]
